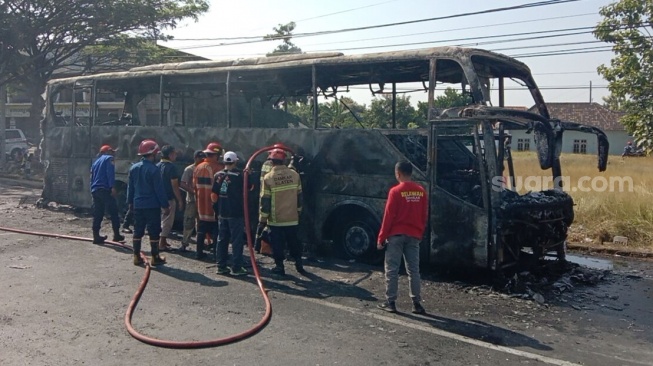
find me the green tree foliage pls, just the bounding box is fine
[602,93,626,111]
[320,97,366,128]
[265,22,302,56]
[0,0,208,124]
[364,95,417,129]
[415,87,473,125]
[594,0,653,149]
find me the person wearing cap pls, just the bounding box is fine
[127,139,170,266]
[212,151,250,275]
[192,142,224,260]
[157,145,184,251]
[259,148,306,275]
[179,150,205,251]
[90,144,125,244]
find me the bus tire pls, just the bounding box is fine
[336,216,382,264]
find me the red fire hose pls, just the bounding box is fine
[0,145,284,348]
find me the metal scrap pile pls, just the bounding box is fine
[500,260,609,305]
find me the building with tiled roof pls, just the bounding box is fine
[509,102,632,156]
[528,102,625,131]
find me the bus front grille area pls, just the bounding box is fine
[498,189,574,268]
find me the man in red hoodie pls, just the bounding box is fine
[376,161,428,314]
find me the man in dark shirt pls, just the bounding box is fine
[127,140,170,266]
[157,145,183,251]
[212,151,248,275]
[90,145,125,244]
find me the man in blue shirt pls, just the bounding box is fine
[127,139,170,266]
[90,145,125,244]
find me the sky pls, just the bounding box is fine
[161,0,616,108]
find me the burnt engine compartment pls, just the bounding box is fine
[499,189,574,260]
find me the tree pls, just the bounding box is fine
[265,22,302,56]
[602,93,626,112]
[319,97,365,128]
[0,0,209,129]
[364,95,417,129]
[415,87,473,126]
[594,0,653,149]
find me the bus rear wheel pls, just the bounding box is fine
[336,216,382,264]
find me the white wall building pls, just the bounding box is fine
[509,103,631,156]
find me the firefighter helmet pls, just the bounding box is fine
[137,139,159,156]
[268,148,286,161]
[203,142,222,155]
[272,143,290,150]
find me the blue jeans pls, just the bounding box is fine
[217,217,245,269]
[133,208,162,255]
[384,235,422,303]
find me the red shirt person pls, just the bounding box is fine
[376,161,428,314]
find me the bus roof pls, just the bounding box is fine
[47,46,531,86]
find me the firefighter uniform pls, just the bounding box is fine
[259,159,305,274]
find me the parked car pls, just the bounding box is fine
[4,128,29,161]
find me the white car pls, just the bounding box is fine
[4,128,29,161]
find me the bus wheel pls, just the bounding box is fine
[337,217,382,263]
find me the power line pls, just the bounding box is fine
[169,0,580,45]
[533,71,597,75]
[297,12,596,48]
[178,25,598,52]
[295,0,401,22]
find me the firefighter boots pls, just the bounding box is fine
[151,254,167,266]
[113,233,126,242]
[271,260,285,275]
[133,254,144,266]
[93,233,107,244]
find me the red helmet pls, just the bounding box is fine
[203,142,222,155]
[138,139,159,156]
[268,148,286,161]
[273,143,290,150]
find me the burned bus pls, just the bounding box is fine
[40,46,609,271]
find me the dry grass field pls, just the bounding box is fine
[511,152,653,251]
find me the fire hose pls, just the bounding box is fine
[0,145,284,348]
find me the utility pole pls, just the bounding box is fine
[589,81,593,103]
[0,85,6,172]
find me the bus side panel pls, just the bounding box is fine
[43,126,72,206]
[430,186,488,269]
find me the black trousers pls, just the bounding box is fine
[92,189,120,234]
[269,225,302,264]
[133,208,162,255]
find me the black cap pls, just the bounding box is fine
[194,150,206,159]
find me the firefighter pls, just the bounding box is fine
[255,143,290,253]
[259,148,306,275]
[90,144,125,244]
[126,139,170,266]
[193,142,224,260]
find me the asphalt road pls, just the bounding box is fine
[1,180,652,366]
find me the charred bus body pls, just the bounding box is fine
[41,47,609,271]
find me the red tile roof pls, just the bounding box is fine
[528,102,625,131]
